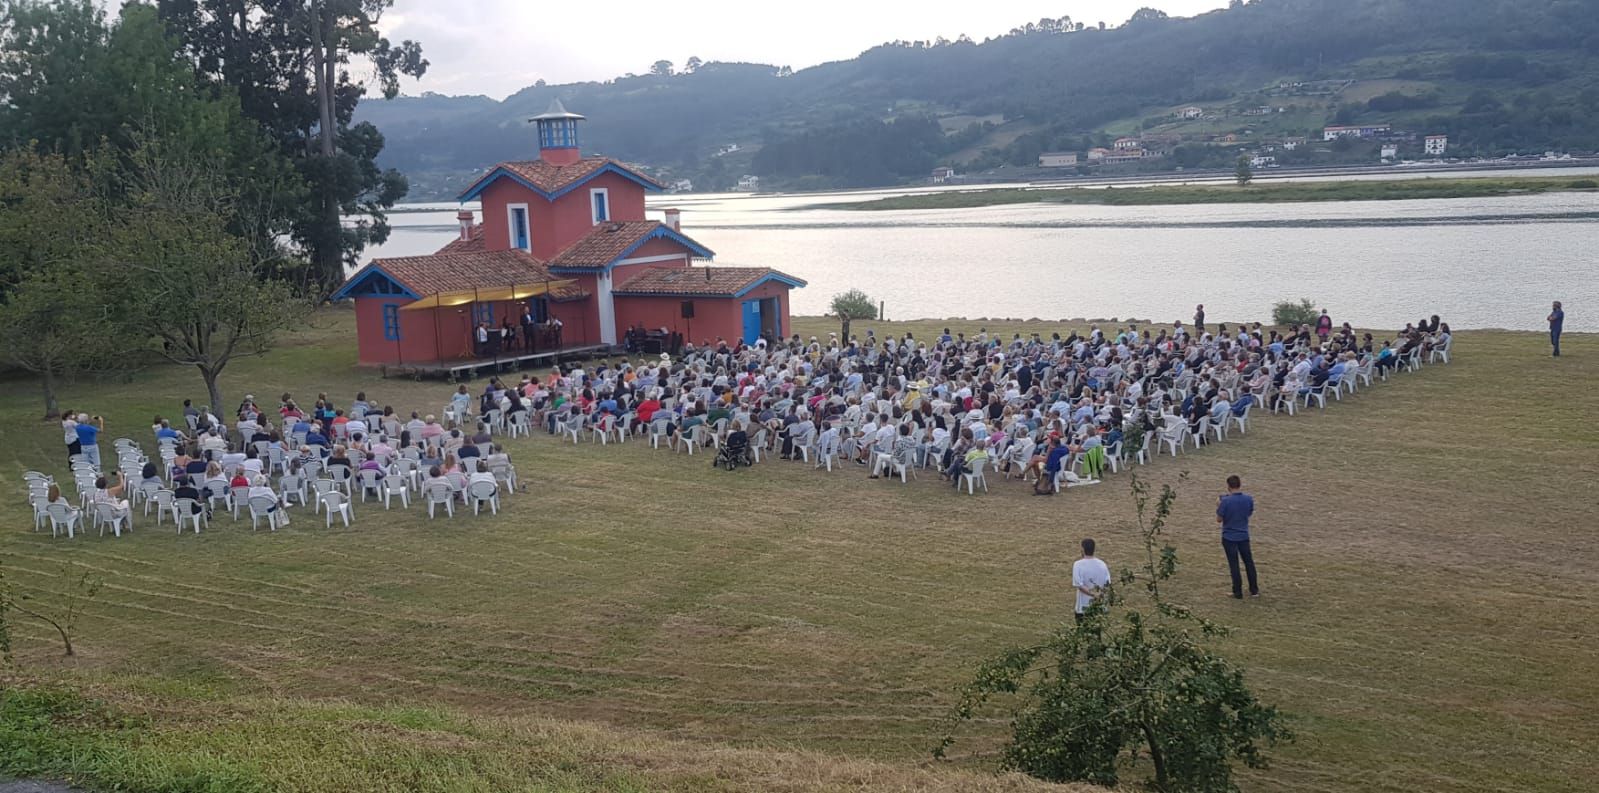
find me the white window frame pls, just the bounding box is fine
[590,188,610,225]
[506,202,531,252]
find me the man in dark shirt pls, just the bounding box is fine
[1548,301,1564,357]
[1217,475,1259,598]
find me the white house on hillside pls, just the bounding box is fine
[1181,106,1204,119]
[1039,152,1079,168]
[1425,135,1448,156]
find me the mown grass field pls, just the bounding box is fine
[822,175,1599,211]
[1,309,1596,792]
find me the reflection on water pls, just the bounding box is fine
[367,169,1599,331]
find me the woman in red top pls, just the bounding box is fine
[636,396,661,424]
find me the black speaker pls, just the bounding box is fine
[680,300,695,318]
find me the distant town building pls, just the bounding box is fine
[671,178,694,192]
[1086,147,1111,162]
[1380,143,1399,160]
[1424,135,1448,156]
[1249,155,1276,168]
[1038,152,1079,168]
[1323,124,1392,141]
[1180,106,1204,120]
[736,174,760,191]
[1281,137,1307,150]
[1113,137,1141,150]
[930,166,956,183]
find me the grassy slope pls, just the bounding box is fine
[2,310,1596,792]
[822,175,1599,210]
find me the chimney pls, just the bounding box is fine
[663,208,681,232]
[457,209,475,241]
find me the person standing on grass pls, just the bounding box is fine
[1548,301,1564,357]
[1072,538,1111,623]
[1194,304,1206,334]
[1217,474,1260,599]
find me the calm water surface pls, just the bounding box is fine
[368,169,1599,331]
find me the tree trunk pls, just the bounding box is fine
[201,366,225,418]
[309,2,342,294]
[1141,722,1167,790]
[41,369,60,420]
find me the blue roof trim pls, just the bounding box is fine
[548,225,717,273]
[330,264,421,301]
[457,161,664,203]
[732,273,807,298]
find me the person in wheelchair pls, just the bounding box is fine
[714,421,753,470]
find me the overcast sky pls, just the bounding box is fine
[377,0,1229,100]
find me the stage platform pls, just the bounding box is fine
[380,344,610,381]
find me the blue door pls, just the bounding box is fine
[741,299,761,345]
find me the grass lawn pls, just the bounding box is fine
[1,309,1596,792]
[819,175,1599,211]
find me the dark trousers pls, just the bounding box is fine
[522,325,537,351]
[66,439,81,462]
[1223,539,1259,597]
[1552,329,1561,356]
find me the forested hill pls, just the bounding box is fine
[360,0,1599,197]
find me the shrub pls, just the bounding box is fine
[1272,298,1319,327]
[829,289,878,339]
[1570,179,1597,189]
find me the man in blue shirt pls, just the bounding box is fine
[1548,301,1564,357]
[1216,474,1260,599]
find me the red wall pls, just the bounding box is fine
[353,296,576,366]
[477,171,648,261]
[613,282,793,349]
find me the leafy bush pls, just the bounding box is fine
[938,476,1292,791]
[1272,298,1319,327]
[829,289,878,338]
[1570,179,1598,189]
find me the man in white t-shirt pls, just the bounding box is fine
[1071,538,1111,623]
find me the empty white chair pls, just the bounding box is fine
[382,476,410,509]
[1136,430,1157,465]
[44,502,81,539]
[649,419,672,449]
[247,494,285,531]
[467,479,499,516]
[320,491,352,528]
[150,489,176,526]
[310,479,338,513]
[422,481,454,519]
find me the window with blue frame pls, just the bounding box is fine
[510,207,530,251]
[382,304,401,341]
[591,189,609,223]
[472,303,494,328]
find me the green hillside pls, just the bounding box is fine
[357,0,1599,196]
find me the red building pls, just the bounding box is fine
[333,100,804,367]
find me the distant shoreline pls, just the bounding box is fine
[816,173,1599,211]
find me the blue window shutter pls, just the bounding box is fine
[382,304,401,341]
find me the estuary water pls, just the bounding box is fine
[367,169,1599,332]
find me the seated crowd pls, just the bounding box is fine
[468,312,1453,494]
[30,390,520,538]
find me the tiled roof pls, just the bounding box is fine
[549,285,591,303]
[612,266,806,297]
[436,225,485,254]
[353,249,555,296]
[549,221,664,269]
[459,157,665,200]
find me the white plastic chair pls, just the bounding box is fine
[423,482,454,518]
[467,480,500,515]
[1157,423,1188,457]
[591,414,618,444]
[320,491,352,528]
[328,465,353,496]
[679,424,705,456]
[488,461,518,493]
[1229,405,1252,435]
[507,411,531,439]
[174,498,206,534]
[356,469,384,502]
[649,419,672,449]
[961,464,988,494]
[562,414,585,444]
[229,485,251,520]
[310,479,338,513]
[45,502,81,539]
[94,502,130,537]
[248,494,284,531]
[150,489,176,526]
[280,474,307,507]
[382,476,411,509]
